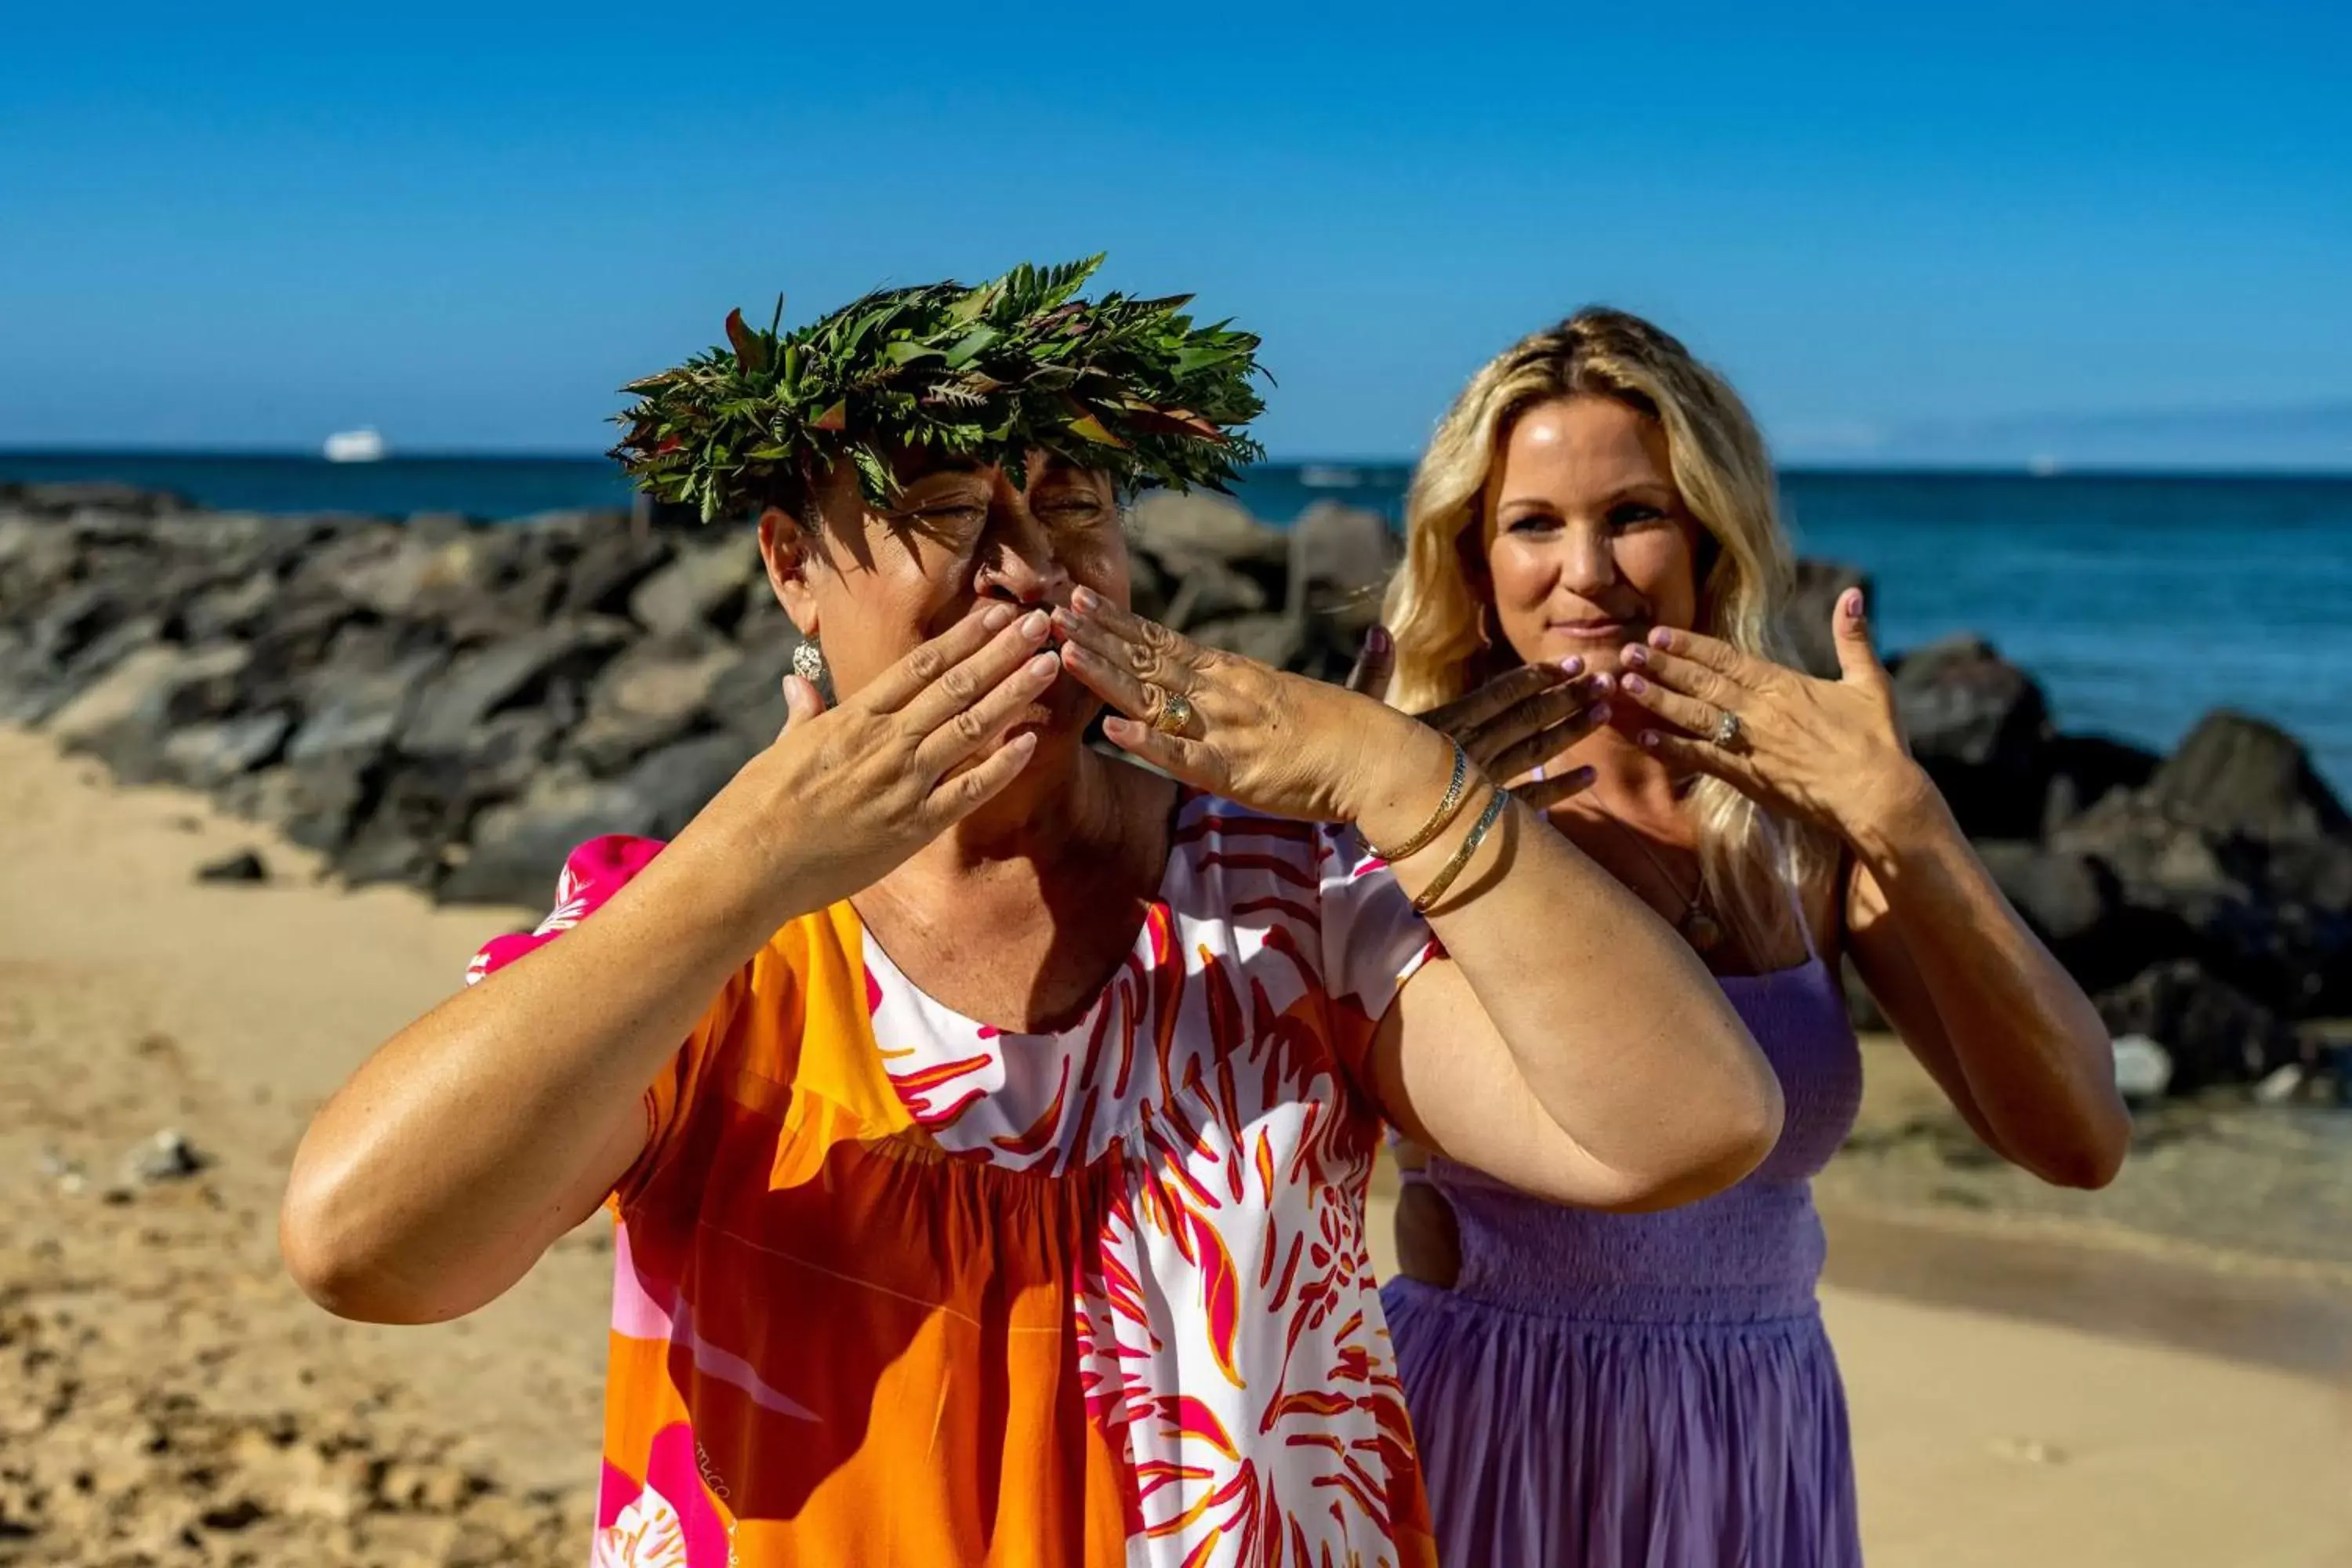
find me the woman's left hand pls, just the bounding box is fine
[1051,586,1440,827]
[1616,587,1929,843]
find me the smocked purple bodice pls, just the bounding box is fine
[1417,956,1863,1324]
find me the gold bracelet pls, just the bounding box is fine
[1362,742,1470,863]
[1410,785,1509,915]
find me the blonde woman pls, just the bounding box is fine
[1370,309,2130,1566]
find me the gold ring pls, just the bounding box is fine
[1153,691,1196,736]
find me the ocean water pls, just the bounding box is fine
[5,452,2349,793]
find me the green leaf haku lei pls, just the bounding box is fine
[611,255,1269,523]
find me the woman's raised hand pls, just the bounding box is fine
[1344,629,1610,813]
[1614,588,1928,841]
[1054,587,1445,827]
[719,601,1062,909]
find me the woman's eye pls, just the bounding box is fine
[1040,502,1107,528]
[1608,503,1666,531]
[1504,512,1561,535]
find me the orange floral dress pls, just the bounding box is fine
[466,790,1442,1567]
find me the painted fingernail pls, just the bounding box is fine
[1591,702,1613,723]
[1623,644,1648,668]
[1590,671,1616,694]
[1649,626,1674,648]
[1103,716,1134,741]
[1072,586,1099,613]
[1570,766,1599,786]
[1622,673,1647,694]
[1021,608,1050,638]
[1639,730,1661,748]
[1367,626,1392,655]
[1027,652,1059,677]
[984,603,1016,630]
[1846,589,1867,620]
[1558,655,1584,675]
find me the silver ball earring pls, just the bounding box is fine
[792,641,826,684]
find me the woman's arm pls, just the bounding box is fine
[1365,786,1786,1210]
[1053,590,1784,1211]
[1842,787,2129,1188]
[1618,587,2129,1190]
[280,604,1062,1324]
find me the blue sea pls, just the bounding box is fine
[6,452,2350,794]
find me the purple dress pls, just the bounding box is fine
[1383,916,1865,1566]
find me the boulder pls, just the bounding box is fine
[47,641,252,781]
[29,580,148,667]
[1124,491,1288,574]
[629,538,761,637]
[1287,502,1399,672]
[558,528,674,617]
[2144,710,2349,844]
[287,647,448,765]
[1888,635,2053,840]
[177,569,281,644]
[439,768,641,907]
[1781,560,1871,680]
[622,731,760,836]
[398,619,628,756]
[230,755,387,855]
[339,710,564,887]
[438,733,757,906]
[2041,732,2161,834]
[162,712,292,789]
[571,641,741,774]
[1287,503,1396,619]
[2092,959,2299,1094]
[1163,559,1268,630]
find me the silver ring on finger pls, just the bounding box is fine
[1711,710,1747,752]
[1152,689,1196,737]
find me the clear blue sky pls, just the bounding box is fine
[4,3,2347,463]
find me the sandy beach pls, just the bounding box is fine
[3,724,2347,1566]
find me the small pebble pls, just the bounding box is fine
[122,1129,207,1185]
[196,848,269,884]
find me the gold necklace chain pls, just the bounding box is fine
[1592,810,1722,953]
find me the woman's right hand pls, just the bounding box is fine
[1345,628,1610,812]
[702,601,1061,915]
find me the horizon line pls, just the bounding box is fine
[5,445,2352,485]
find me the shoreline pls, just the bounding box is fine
[5,727,2349,1564]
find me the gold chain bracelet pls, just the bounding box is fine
[1362,742,1470,863]
[1410,785,1509,915]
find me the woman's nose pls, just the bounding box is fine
[975,508,1073,606]
[1558,521,1617,596]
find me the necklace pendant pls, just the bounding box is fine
[1682,909,1723,953]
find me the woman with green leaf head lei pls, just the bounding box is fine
[282,259,1784,1566]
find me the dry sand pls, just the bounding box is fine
[2,726,2347,1566]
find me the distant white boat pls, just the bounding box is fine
[324,428,387,463]
[1299,465,1362,488]
[2026,453,2063,477]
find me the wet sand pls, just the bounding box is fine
[2,726,2347,1566]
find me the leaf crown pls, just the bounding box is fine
[610,255,1267,523]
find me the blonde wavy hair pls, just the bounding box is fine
[1381,307,1831,957]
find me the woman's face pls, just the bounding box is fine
[761,451,1127,753]
[1481,395,1705,679]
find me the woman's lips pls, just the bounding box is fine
[1548,619,1634,640]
